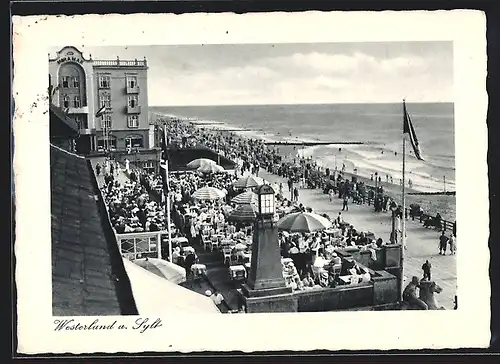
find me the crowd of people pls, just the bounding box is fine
[93,117,456,311]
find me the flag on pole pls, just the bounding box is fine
[403,101,424,161]
[95,104,107,117]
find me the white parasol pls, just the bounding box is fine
[277,211,332,233]
[191,186,226,201]
[186,158,217,169]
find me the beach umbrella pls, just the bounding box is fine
[132,258,186,284]
[197,164,225,174]
[233,175,266,189]
[231,190,258,205]
[234,243,247,251]
[191,186,226,201]
[186,158,216,169]
[228,203,258,222]
[277,211,332,233]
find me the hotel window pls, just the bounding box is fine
[99,75,111,88]
[101,114,112,129]
[62,76,70,88]
[125,135,144,148]
[63,95,70,108]
[128,95,139,108]
[127,76,137,88]
[127,115,139,128]
[143,161,154,173]
[99,93,111,108]
[73,96,81,108]
[72,76,80,88]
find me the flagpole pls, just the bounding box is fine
[400,100,407,300]
[163,124,173,263]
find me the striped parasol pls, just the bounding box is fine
[233,175,266,189]
[277,211,332,233]
[231,190,258,205]
[228,203,258,222]
[191,186,226,201]
[132,258,186,284]
[186,158,216,169]
[197,163,225,174]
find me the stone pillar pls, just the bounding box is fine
[240,219,297,313]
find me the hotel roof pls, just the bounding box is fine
[51,145,137,315]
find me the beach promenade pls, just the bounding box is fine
[259,169,457,310]
[89,156,456,310]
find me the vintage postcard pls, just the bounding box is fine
[13,10,489,354]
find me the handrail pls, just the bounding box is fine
[93,59,147,67]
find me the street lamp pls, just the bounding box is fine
[256,184,275,220]
[134,147,139,168]
[390,200,398,244]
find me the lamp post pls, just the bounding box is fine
[390,201,398,244]
[247,184,281,290]
[134,147,139,168]
[241,184,297,313]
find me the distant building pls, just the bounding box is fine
[49,46,152,155]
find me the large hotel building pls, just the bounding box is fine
[49,46,155,155]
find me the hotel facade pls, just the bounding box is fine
[49,46,155,155]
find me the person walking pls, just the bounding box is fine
[328,187,335,202]
[95,162,101,176]
[288,178,294,200]
[448,233,456,255]
[342,194,349,211]
[422,260,432,280]
[293,187,299,202]
[184,251,196,284]
[336,212,343,225]
[439,230,449,255]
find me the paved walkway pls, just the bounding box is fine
[89,158,131,188]
[259,169,457,310]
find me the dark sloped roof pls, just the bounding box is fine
[49,104,79,137]
[51,145,133,315]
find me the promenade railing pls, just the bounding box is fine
[116,231,166,260]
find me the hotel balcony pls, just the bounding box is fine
[79,128,93,135]
[126,105,142,114]
[126,85,140,94]
[67,106,89,114]
[93,59,148,68]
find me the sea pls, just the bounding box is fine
[151,103,455,193]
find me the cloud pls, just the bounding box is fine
[147,49,450,105]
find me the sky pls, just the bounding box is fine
[50,42,453,106]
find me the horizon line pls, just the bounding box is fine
[150,101,454,107]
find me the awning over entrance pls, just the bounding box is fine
[122,258,221,314]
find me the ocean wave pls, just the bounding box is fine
[303,144,455,193]
[155,112,455,193]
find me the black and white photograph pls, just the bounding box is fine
[13,11,489,353]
